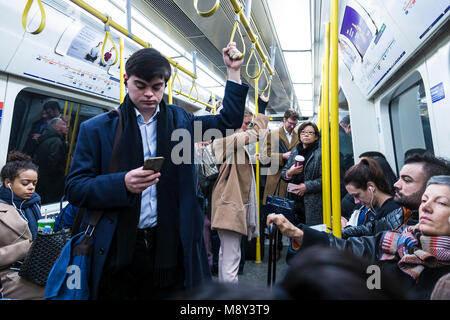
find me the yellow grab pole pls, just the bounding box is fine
[168,76,173,104]
[119,38,125,103]
[65,103,81,175]
[69,0,196,80]
[322,23,332,232]
[255,76,261,263]
[330,1,341,237]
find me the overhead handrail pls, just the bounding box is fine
[245,43,263,79]
[193,0,220,18]
[229,13,246,61]
[101,16,119,66]
[69,0,196,80]
[22,0,46,35]
[228,0,274,76]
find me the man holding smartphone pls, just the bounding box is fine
[65,42,248,299]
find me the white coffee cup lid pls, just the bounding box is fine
[295,155,305,161]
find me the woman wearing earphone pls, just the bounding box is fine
[0,151,44,299]
[340,157,402,239]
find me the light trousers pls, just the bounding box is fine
[217,229,242,283]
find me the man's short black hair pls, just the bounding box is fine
[340,115,350,125]
[404,153,450,181]
[43,101,60,112]
[125,47,171,83]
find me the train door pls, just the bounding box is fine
[7,88,108,206]
[389,78,434,173]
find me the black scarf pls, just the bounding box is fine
[111,95,180,287]
[292,140,319,184]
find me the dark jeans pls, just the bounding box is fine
[98,227,184,300]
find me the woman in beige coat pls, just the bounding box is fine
[211,97,269,283]
[0,151,44,300]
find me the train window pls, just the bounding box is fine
[8,90,108,205]
[389,80,434,173]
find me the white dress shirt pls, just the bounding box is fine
[135,106,159,228]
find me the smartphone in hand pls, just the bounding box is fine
[143,157,165,172]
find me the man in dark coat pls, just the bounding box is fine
[65,42,248,299]
[34,118,68,204]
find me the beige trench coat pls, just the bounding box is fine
[211,114,269,236]
[0,203,44,299]
[261,126,299,204]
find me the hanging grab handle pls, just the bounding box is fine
[101,16,119,66]
[193,0,220,18]
[22,0,46,35]
[188,80,199,102]
[246,43,264,80]
[171,69,183,95]
[229,13,246,60]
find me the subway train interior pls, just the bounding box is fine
[0,0,449,279]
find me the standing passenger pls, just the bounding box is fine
[65,42,248,299]
[211,96,269,283]
[281,121,322,226]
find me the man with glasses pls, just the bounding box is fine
[260,109,299,259]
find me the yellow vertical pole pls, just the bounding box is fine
[168,75,173,105]
[255,77,262,263]
[322,23,332,232]
[65,103,81,175]
[330,0,342,237]
[63,101,68,118]
[212,93,216,115]
[119,38,125,103]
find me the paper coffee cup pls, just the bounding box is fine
[294,155,305,167]
[37,218,55,233]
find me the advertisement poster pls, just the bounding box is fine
[67,25,119,72]
[384,0,450,44]
[339,5,374,59]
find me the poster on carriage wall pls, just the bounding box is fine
[339,5,374,59]
[383,0,450,45]
[338,0,407,97]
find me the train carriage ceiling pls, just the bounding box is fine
[132,0,320,118]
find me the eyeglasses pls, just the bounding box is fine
[300,131,315,136]
[285,120,297,127]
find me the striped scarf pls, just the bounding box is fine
[380,226,450,281]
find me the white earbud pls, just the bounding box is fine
[369,186,374,192]
[8,183,11,188]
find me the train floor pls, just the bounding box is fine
[211,237,289,288]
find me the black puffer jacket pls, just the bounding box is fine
[342,206,410,239]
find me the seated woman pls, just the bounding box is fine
[267,175,450,299]
[281,121,322,226]
[0,151,44,299]
[340,157,403,239]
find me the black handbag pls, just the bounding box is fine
[264,179,296,224]
[18,229,72,287]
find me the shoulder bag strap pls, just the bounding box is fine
[86,109,123,231]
